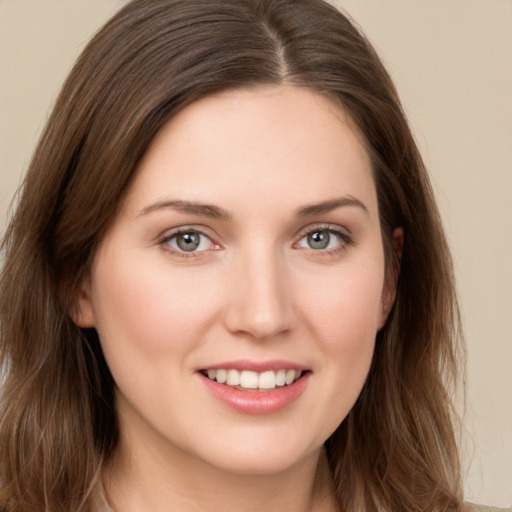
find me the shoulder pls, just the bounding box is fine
[467,504,512,512]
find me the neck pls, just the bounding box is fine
[102,433,337,512]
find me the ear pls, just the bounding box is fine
[68,276,96,328]
[378,227,404,328]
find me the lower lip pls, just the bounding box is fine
[198,372,310,415]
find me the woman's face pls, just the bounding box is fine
[76,86,395,475]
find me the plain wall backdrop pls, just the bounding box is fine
[0,0,511,506]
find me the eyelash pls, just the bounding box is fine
[158,227,219,258]
[294,224,355,256]
[158,224,354,258]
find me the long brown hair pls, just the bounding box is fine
[0,1,464,510]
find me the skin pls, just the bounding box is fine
[74,85,401,512]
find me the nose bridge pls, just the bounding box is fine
[224,241,291,339]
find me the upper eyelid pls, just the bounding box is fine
[294,223,353,239]
[158,225,217,242]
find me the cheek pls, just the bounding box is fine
[311,272,379,381]
[297,258,384,429]
[89,250,220,364]
[301,259,385,352]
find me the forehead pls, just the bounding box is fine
[123,85,376,218]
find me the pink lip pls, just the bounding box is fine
[199,359,310,372]
[198,371,310,415]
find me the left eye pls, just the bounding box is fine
[166,230,213,253]
[297,229,345,251]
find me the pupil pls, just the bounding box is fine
[177,232,200,251]
[308,231,330,250]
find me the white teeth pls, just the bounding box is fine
[227,369,241,386]
[216,369,227,384]
[204,368,304,390]
[285,369,296,385]
[258,370,276,389]
[240,370,258,389]
[275,369,286,386]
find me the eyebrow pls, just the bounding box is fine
[296,196,369,217]
[137,199,231,220]
[137,195,368,221]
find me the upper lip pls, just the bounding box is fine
[198,359,310,372]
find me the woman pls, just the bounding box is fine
[0,0,495,511]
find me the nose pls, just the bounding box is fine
[223,249,292,340]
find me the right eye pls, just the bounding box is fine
[163,229,216,253]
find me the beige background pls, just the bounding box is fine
[0,0,511,506]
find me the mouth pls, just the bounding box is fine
[197,362,311,414]
[199,368,307,392]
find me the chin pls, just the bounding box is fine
[191,431,322,476]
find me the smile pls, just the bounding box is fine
[198,363,311,414]
[201,368,303,391]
